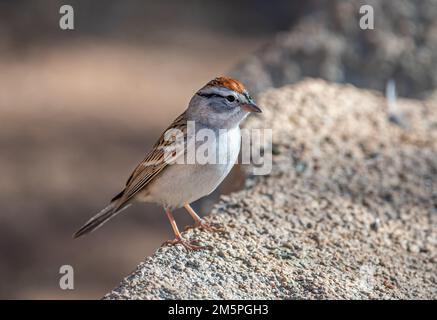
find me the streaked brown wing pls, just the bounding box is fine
[113,112,187,209]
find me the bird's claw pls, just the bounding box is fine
[162,237,206,251]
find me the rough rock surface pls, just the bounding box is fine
[105,80,436,299]
[232,0,437,98]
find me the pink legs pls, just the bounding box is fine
[184,203,224,232]
[162,208,204,250]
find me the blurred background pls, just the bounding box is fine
[1,0,436,299]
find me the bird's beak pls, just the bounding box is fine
[241,103,262,113]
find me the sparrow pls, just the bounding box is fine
[73,77,261,250]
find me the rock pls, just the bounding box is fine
[232,0,437,99]
[104,80,436,300]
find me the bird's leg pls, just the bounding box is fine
[162,208,205,250]
[184,203,224,232]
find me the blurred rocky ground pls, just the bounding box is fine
[233,0,437,99]
[107,79,436,299]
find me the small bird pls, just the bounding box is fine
[74,77,261,250]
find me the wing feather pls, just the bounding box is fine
[114,112,187,209]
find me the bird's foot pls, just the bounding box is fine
[185,219,225,233]
[162,237,206,251]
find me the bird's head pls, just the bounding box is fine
[187,76,261,128]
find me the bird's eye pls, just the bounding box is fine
[226,95,236,102]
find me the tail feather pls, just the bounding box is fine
[73,202,131,239]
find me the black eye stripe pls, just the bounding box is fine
[243,92,253,102]
[197,92,239,101]
[197,92,225,99]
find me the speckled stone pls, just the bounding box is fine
[104,80,436,300]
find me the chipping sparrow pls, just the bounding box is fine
[74,77,261,250]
